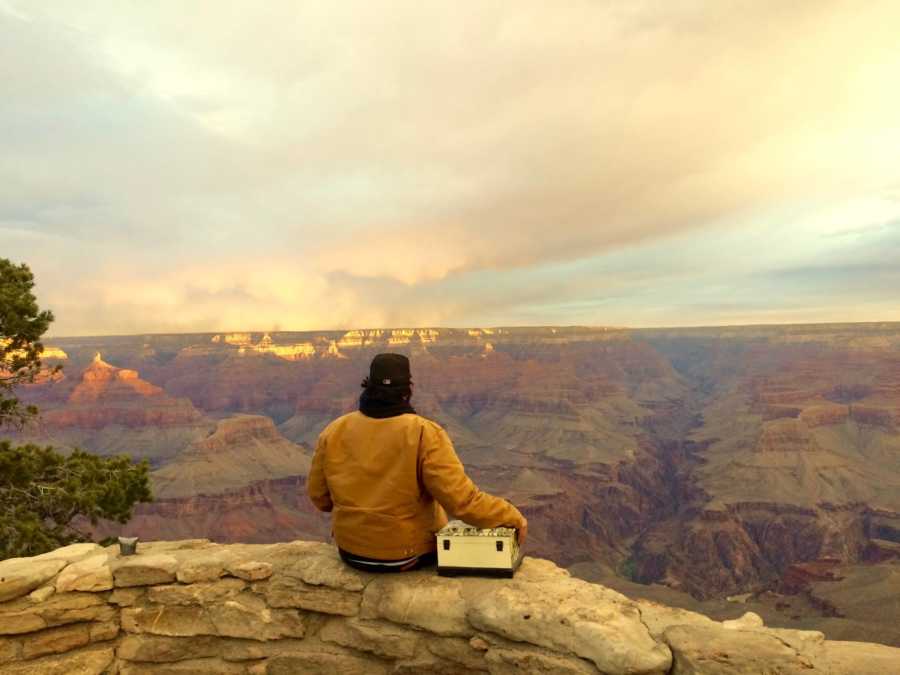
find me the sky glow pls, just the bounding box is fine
[2,1,899,336]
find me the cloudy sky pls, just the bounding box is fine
[2,1,899,336]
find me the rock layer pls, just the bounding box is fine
[9,324,900,644]
[1,539,899,674]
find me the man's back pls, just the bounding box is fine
[308,410,525,561]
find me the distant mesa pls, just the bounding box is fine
[224,332,253,345]
[239,333,317,361]
[151,414,312,499]
[337,329,385,348]
[41,353,202,429]
[69,353,162,403]
[209,332,344,361]
[338,328,439,348]
[387,328,439,345]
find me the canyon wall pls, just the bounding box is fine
[2,538,899,675]
[7,323,900,643]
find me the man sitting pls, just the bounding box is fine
[307,353,527,572]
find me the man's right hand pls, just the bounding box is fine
[517,518,528,548]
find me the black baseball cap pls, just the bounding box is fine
[368,353,411,386]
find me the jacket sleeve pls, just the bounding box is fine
[307,431,333,512]
[419,422,525,529]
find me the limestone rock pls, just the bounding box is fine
[118,635,315,664]
[0,558,67,603]
[228,561,273,581]
[0,603,52,636]
[122,592,305,641]
[122,605,216,637]
[360,574,470,637]
[28,585,55,603]
[467,577,671,674]
[147,578,246,605]
[90,620,120,642]
[55,554,113,593]
[284,546,367,591]
[21,623,93,660]
[394,650,480,674]
[114,554,179,587]
[18,619,117,660]
[8,538,900,675]
[766,627,825,652]
[266,651,389,675]
[118,656,250,674]
[665,623,817,674]
[816,639,900,675]
[0,592,113,635]
[633,599,717,640]
[207,593,306,640]
[320,616,420,659]
[176,562,226,584]
[174,550,231,583]
[220,637,308,662]
[264,575,360,616]
[110,587,146,606]
[485,645,600,674]
[722,611,764,630]
[117,634,221,662]
[514,557,572,582]
[469,636,490,651]
[427,637,490,671]
[133,539,212,553]
[0,636,18,663]
[0,644,114,675]
[32,543,103,563]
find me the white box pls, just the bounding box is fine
[436,520,522,578]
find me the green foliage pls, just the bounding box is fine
[620,557,638,581]
[0,258,58,430]
[0,258,153,560]
[0,440,153,559]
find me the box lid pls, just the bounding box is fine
[437,519,516,538]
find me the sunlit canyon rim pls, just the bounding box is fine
[6,323,900,647]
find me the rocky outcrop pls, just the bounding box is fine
[40,355,202,430]
[150,416,312,499]
[1,539,898,674]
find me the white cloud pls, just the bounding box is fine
[3,1,900,334]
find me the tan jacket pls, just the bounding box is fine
[307,411,526,560]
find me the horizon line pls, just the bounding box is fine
[45,319,900,341]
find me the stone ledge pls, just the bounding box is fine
[0,539,898,674]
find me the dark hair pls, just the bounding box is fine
[361,377,412,403]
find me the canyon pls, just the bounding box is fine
[5,323,900,647]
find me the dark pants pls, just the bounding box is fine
[338,548,437,573]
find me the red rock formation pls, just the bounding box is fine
[39,354,202,430]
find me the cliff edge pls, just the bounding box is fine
[1,540,898,674]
